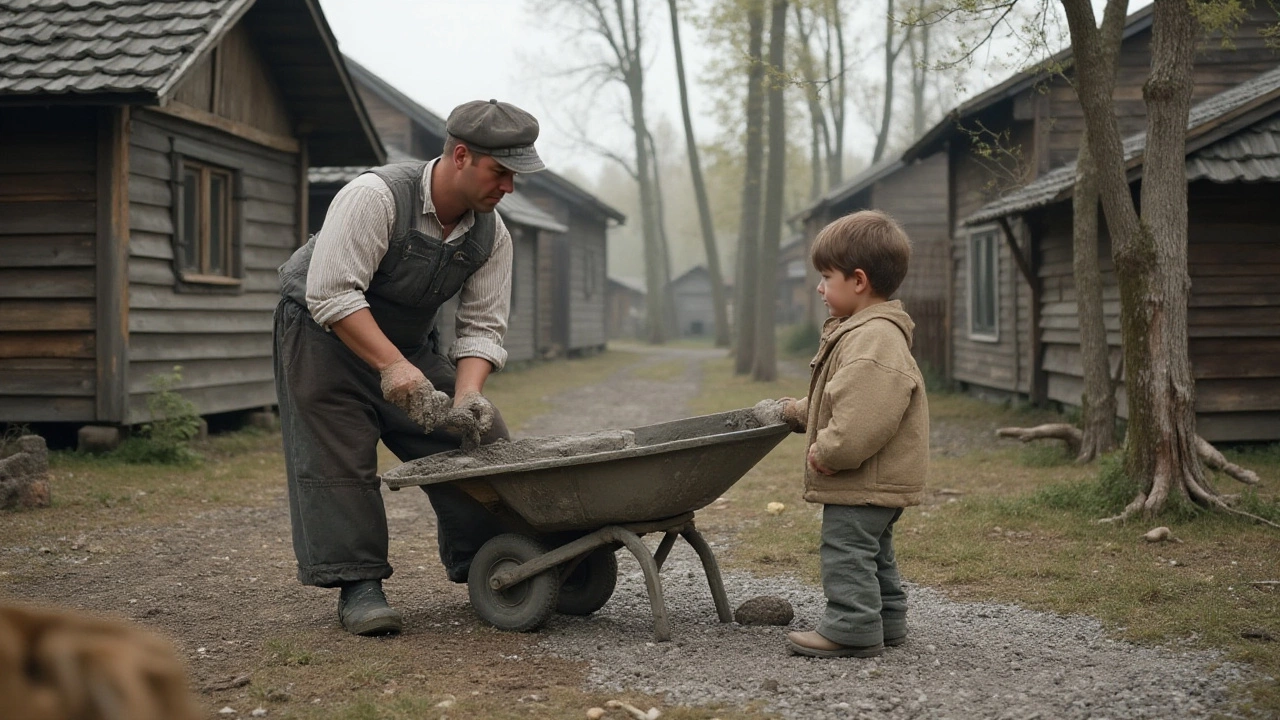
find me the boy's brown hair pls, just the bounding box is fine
[810,210,911,298]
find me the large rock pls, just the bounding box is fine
[734,595,794,626]
[1,435,52,510]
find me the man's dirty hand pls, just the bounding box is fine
[454,391,496,438]
[380,358,451,431]
[379,357,425,407]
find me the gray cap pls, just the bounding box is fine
[446,99,546,174]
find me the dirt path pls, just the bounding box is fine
[1,345,1254,719]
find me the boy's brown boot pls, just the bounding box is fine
[786,630,884,658]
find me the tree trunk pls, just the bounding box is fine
[1071,1,1126,463]
[645,129,678,337]
[735,0,767,374]
[872,0,908,162]
[794,3,829,200]
[753,0,788,382]
[1072,126,1118,462]
[825,0,846,187]
[1061,0,1211,519]
[668,0,731,346]
[909,0,929,140]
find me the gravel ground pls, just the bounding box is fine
[518,345,1254,720]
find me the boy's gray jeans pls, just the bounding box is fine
[273,299,508,588]
[818,504,907,647]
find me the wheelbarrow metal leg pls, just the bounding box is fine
[681,522,734,624]
[653,531,679,570]
[606,526,673,642]
[490,531,612,590]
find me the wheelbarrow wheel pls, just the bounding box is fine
[468,534,559,633]
[556,547,618,616]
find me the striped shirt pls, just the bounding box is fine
[305,158,512,369]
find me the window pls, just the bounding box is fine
[177,160,236,283]
[583,247,601,299]
[969,229,999,340]
[786,260,806,279]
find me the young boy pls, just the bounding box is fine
[781,210,929,659]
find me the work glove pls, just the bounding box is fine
[443,391,496,450]
[780,397,807,434]
[380,358,451,432]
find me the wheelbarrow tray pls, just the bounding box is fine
[382,408,790,532]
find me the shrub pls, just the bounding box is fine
[111,366,202,466]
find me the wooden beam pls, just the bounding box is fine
[95,106,131,423]
[997,217,1034,286]
[153,100,300,154]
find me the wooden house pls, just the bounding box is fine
[309,57,624,362]
[898,3,1280,406]
[0,0,382,431]
[775,235,811,327]
[966,67,1280,441]
[308,57,568,365]
[669,265,719,338]
[517,171,625,357]
[793,155,950,373]
[605,276,646,340]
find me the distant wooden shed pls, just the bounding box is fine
[0,0,382,427]
[605,276,646,340]
[967,68,1280,441]
[793,154,950,374]
[669,266,719,338]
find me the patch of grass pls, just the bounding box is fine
[264,637,317,667]
[630,358,690,381]
[690,359,1280,716]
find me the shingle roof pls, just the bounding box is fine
[966,65,1280,225]
[1186,116,1280,183]
[0,0,249,98]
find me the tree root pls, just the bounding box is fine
[995,423,1082,456]
[1194,435,1259,485]
[997,425,1260,485]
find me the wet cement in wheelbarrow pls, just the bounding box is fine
[395,402,788,478]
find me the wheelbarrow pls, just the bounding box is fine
[381,407,790,641]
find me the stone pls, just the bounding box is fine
[248,410,278,431]
[78,425,123,453]
[734,595,794,626]
[1,434,52,510]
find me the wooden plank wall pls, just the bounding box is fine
[0,107,100,422]
[1033,181,1280,442]
[1033,203,1126,415]
[125,110,297,422]
[1187,181,1280,441]
[565,214,607,352]
[949,135,1035,395]
[873,152,949,372]
[171,23,293,139]
[1044,7,1280,168]
[523,187,573,356]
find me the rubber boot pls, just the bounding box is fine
[338,580,403,636]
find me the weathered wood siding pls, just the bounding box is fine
[522,186,608,354]
[126,109,297,422]
[872,152,949,373]
[1187,181,1280,441]
[355,86,411,156]
[1045,8,1280,168]
[0,107,100,422]
[1033,181,1280,442]
[1033,202,1125,414]
[949,122,1035,395]
[170,23,293,139]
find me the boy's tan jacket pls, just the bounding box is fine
[795,300,929,507]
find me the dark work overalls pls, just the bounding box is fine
[273,161,508,588]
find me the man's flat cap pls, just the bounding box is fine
[446,99,546,174]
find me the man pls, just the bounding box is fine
[273,99,546,636]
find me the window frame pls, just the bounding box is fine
[170,139,245,294]
[967,226,1000,342]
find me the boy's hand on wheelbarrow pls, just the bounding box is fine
[780,397,807,434]
[380,358,451,432]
